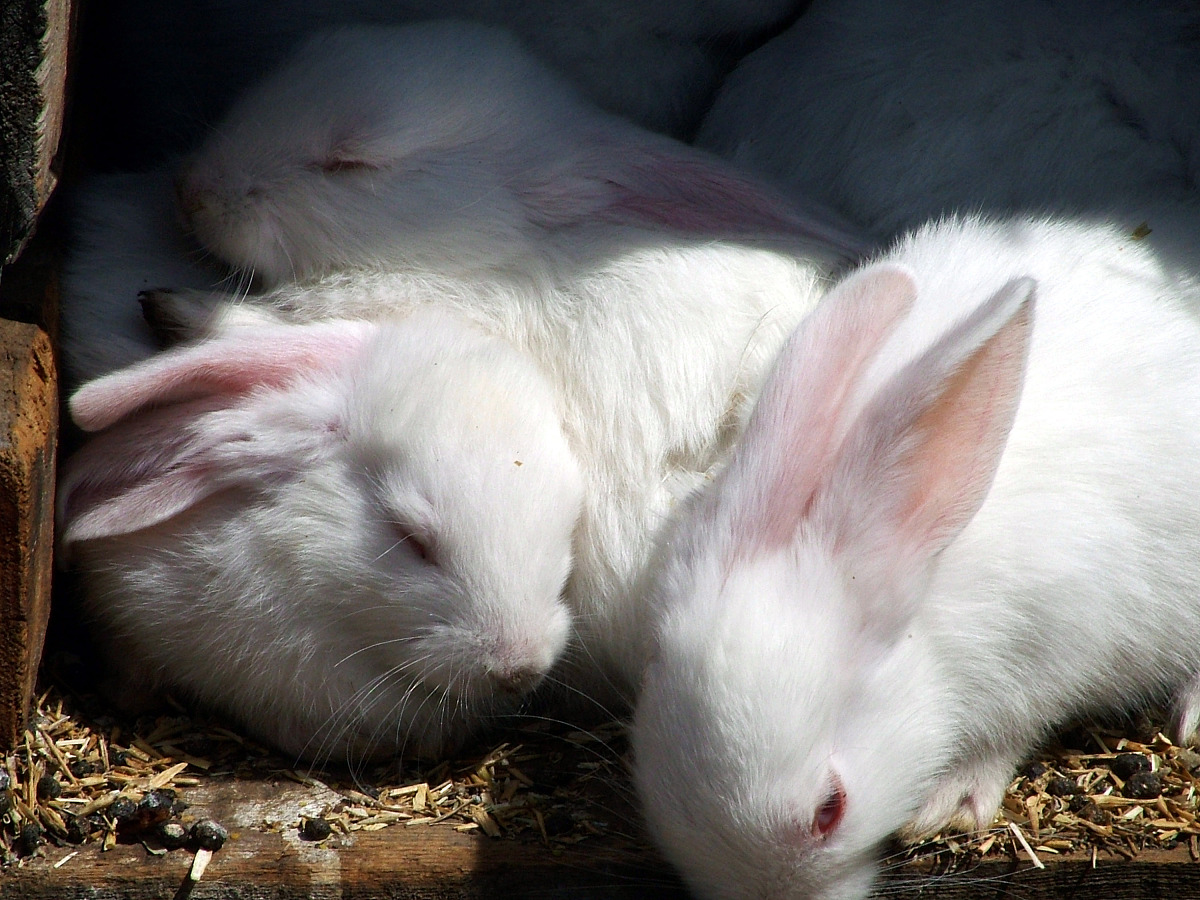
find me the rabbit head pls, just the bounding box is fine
[176,20,867,288]
[632,264,1035,900]
[59,306,584,762]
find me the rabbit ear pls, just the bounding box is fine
[534,137,869,258]
[719,265,919,553]
[58,319,377,549]
[69,318,375,432]
[818,276,1036,596]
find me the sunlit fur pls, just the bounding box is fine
[129,220,843,713]
[637,545,950,900]
[633,215,1200,899]
[59,308,582,764]
[59,18,866,765]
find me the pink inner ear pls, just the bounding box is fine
[70,319,373,432]
[57,397,238,549]
[598,147,869,258]
[723,266,919,554]
[835,278,1035,570]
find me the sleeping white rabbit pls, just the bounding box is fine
[58,16,868,757]
[128,212,848,711]
[632,214,1200,900]
[698,0,1200,250]
[77,0,804,170]
[58,307,585,763]
[175,20,866,288]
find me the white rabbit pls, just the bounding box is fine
[75,0,805,171]
[61,15,868,749]
[133,212,847,708]
[632,214,1200,900]
[58,170,233,387]
[175,20,866,288]
[698,0,1200,251]
[58,306,585,763]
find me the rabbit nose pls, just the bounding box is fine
[491,665,544,696]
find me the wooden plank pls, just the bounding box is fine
[0,771,1197,899]
[0,777,688,899]
[0,316,56,751]
[1,0,72,265]
[902,847,1200,900]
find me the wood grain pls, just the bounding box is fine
[0,774,1197,899]
[0,316,56,750]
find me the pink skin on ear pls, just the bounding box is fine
[60,319,379,550]
[70,319,374,432]
[594,144,870,258]
[718,266,918,555]
[824,277,1035,572]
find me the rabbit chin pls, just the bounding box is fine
[330,692,520,764]
[337,608,574,757]
[252,666,536,765]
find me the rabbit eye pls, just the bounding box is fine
[812,775,846,839]
[407,535,433,563]
[316,156,378,175]
[398,530,436,565]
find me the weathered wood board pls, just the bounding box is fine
[0,773,1197,900]
[0,0,69,750]
[0,314,56,750]
[1,0,71,265]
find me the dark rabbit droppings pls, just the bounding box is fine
[108,795,138,824]
[119,790,176,833]
[16,823,43,856]
[300,817,332,841]
[36,774,61,800]
[1020,761,1046,780]
[1045,775,1078,797]
[190,819,229,851]
[66,814,103,844]
[156,822,189,849]
[1110,752,1151,781]
[1123,771,1162,799]
[69,759,98,778]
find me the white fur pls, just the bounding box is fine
[129,225,842,708]
[176,21,866,288]
[59,307,584,763]
[60,21,866,756]
[58,170,232,387]
[698,0,1200,256]
[632,215,1200,900]
[79,0,805,169]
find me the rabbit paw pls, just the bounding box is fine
[898,754,1016,843]
[1169,671,1200,747]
